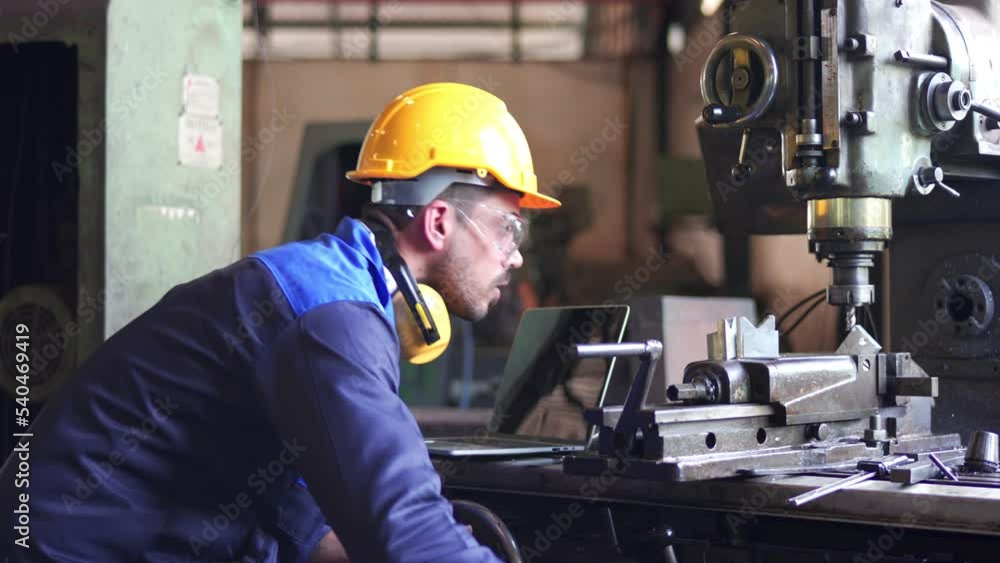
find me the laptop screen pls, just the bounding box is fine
[490,305,630,445]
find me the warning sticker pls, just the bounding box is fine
[178,112,223,169]
[182,73,220,117]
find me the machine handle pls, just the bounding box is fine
[573,340,663,455]
[971,101,1000,123]
[700,33,779,128]
[914,165,961,198]
[572,341,662,359]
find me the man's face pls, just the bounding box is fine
[430,190,525,322]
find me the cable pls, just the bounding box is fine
[777,289,825,329]
[783,296,826,339]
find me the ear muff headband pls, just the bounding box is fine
[367,218,452,364]
[370,222,440,345]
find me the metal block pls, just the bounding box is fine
[843,33,876,58]
[707,315,779,361]
[625,296,757,402]
[889,376,939,397]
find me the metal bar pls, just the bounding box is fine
[598,403,775,424]
[820,3,840,164]
[893,49,949,70]
[929,453,960,481]
[972,102,1000,122]
[787,470,877,507]
[574,342,660,359]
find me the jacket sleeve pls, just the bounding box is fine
[254,473,333,563]
[256,300,503,563]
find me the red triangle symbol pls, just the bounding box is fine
[195,135,206,153]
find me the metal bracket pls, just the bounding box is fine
[844,34,876,58]
[793,36,823,60]
[843,111,876,135]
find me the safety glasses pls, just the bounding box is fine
[451,201,528,260]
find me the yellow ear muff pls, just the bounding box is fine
[393,284,451,365]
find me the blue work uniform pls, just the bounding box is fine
[0,218,500,563]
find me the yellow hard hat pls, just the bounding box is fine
[347,82,561,209]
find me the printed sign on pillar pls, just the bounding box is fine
[178,72,223,169]
[178,113,223,169]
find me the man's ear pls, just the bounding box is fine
[419,200,452,252]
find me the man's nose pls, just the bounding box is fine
[506,248,524,269]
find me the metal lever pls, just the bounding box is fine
[971,101,1000,123]
[893,49,949,71]
[728,128,754,180]
[573,341,663,456]
[787,455,911,507]
[914,166,960,198]
[928,453,960,481]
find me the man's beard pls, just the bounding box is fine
[427,244,506,322]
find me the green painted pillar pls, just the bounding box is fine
[104,0,242,335]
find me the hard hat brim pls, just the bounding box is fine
[348,167,562,209]
[517,190,562,209]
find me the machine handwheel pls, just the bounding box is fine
[700,32,779,127]
[452,500,524,563]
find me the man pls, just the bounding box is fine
[0,83,560,562]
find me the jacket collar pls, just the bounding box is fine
[334,217,398,296]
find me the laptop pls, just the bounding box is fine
[425,305,630,457]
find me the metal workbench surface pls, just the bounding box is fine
[434,456,1000,537]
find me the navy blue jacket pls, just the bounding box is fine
[0,218,500,563]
